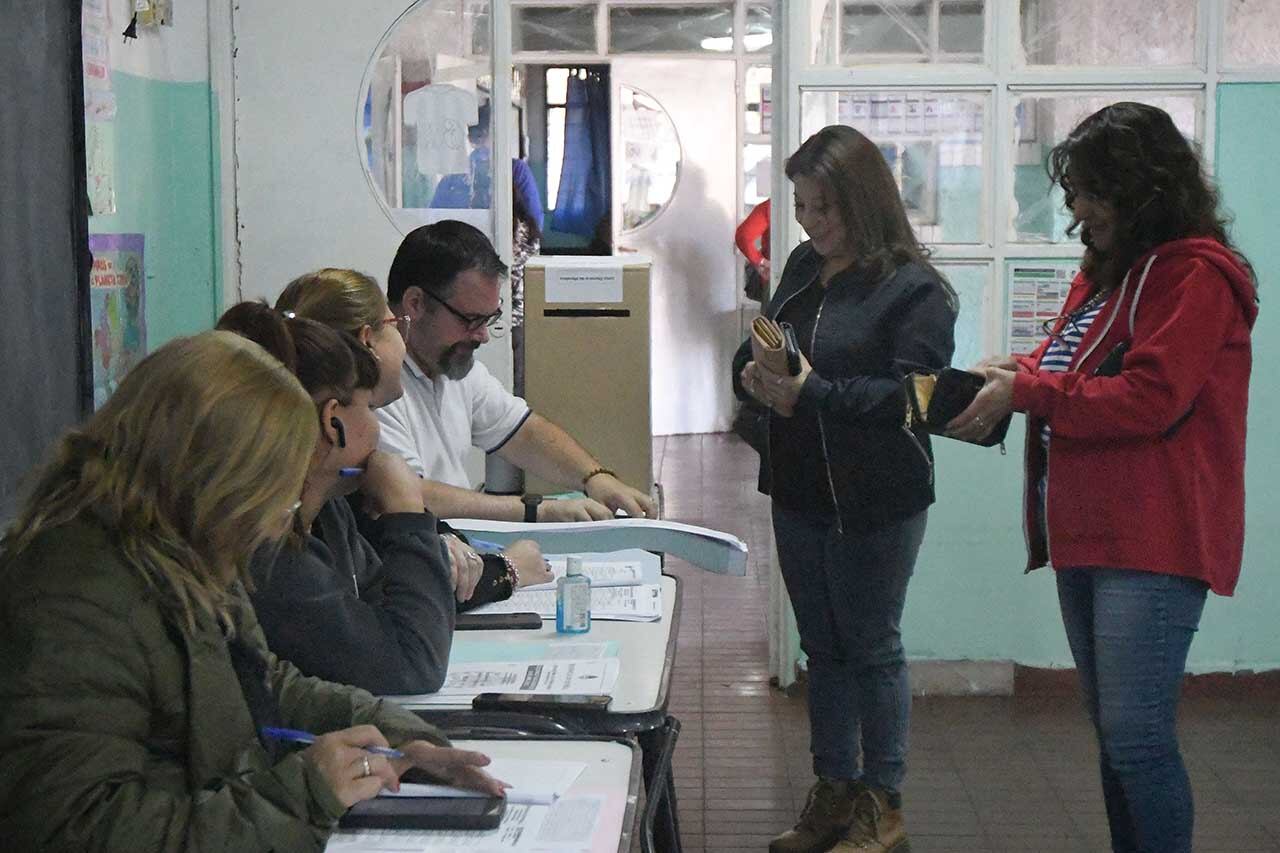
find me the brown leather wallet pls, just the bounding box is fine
[750,317,802,416]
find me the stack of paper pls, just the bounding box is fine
[395,658,620,706]
[384,758,586,806]
[469,549,664,622]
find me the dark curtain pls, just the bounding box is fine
[0,3,93,521]
[552,68,610,238]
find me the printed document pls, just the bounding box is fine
[384,759,586,805]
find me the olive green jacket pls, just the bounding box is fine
[0,518,447,852]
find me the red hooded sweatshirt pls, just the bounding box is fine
[1012,237,1257,595]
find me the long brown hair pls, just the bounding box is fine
[0,332,316,633]
[1049,102,1255,295]
[786,124,955,304]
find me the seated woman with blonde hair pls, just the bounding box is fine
[276,268,551,602]
[0,331,502,851]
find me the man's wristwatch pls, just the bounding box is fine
[521,493,543,523]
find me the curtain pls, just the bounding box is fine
[552,69,610,237]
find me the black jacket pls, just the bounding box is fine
[733,242,957,534]
[249,498,456,695]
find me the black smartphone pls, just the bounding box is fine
[339,795,506,830]
[455,612,543,630]
[471,692,612,712]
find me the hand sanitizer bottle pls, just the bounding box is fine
[556,556,591,634]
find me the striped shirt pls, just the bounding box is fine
[1039,303,1105,448]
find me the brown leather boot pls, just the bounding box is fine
[830,784,910,852]
[769,777,857,853]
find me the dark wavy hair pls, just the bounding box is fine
[785,124,955,307]
[1048,101,1254,293]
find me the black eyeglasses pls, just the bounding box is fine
[422,289,506,337]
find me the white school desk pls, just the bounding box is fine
[392,575,681,722]
[324,738,642,853]
[390,574,684,853]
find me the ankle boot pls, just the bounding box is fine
[769,777,857,853]
[831,784,910,852]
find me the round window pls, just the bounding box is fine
[619,84,682,232]
[357,0,493,236]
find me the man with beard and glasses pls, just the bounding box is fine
[379,220,655,523]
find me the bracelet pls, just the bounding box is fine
[495,551,519,592]
[581,466,616,488]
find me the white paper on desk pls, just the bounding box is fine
[433,658,619,696]
[324,798,602,852]
[522,550,660,591]
[326,802,547,851]
[384,759,585,805]
[470,584,662,622]
[445,517,748,576]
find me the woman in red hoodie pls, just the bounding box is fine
[950,103,1257,853]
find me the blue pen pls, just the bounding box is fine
[338,467,364,478]
[261,727,405,758]
[467,538,505,552]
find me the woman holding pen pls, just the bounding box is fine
[0,332,502,850]
[216,302,549,696]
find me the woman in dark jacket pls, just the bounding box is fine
[0,332,501,851]
[733,125,957,853]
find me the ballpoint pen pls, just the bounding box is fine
[260,726,405,758]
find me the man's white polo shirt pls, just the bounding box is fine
[377,355,530,488]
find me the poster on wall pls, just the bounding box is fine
[88,234,146,408]
[82,0,117,215]
[1007,263,1079,355]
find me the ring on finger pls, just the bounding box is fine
[360,755,372,778]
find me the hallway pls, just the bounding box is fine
[654,433,1280,852]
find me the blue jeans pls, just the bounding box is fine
[772,503,927,794]
[1056,567,1208,853]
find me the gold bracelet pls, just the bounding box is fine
[581,466,616,488]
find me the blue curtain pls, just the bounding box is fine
[552,70,610,237]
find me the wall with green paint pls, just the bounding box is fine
[898,83,1280,672]
[87,3,220,351]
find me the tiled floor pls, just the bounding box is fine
[653,433,1280,853]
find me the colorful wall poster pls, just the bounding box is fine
[88,234,146,408]
[1007,263,1078,355]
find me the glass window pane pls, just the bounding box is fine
[1005,260,1079,355]
[360,0,493,237]
[936,262,991,370]
[939,0,984,55]
[1009,92,1202,243]
[1225,0,1280,67]
[843,1,929,60]
[514,5,597,53]
[825,1,986,65]
[620,85,681,230]
[745,65,773,136]
[746,3,774,53]
[801,89,989,244]
[547,106,566,209]
[744,143,771,205]
[609,5,735,54]
[1019,0,1196,66]
[546,68,570,104]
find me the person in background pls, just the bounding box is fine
[735,198,771,302]
[379,220,656,523]
[734,125,957,853]
[0,331,502,850]
[948,102,1257,853]
[430,100,546,396]
[275,269,551,603]
[216,303,547,696]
